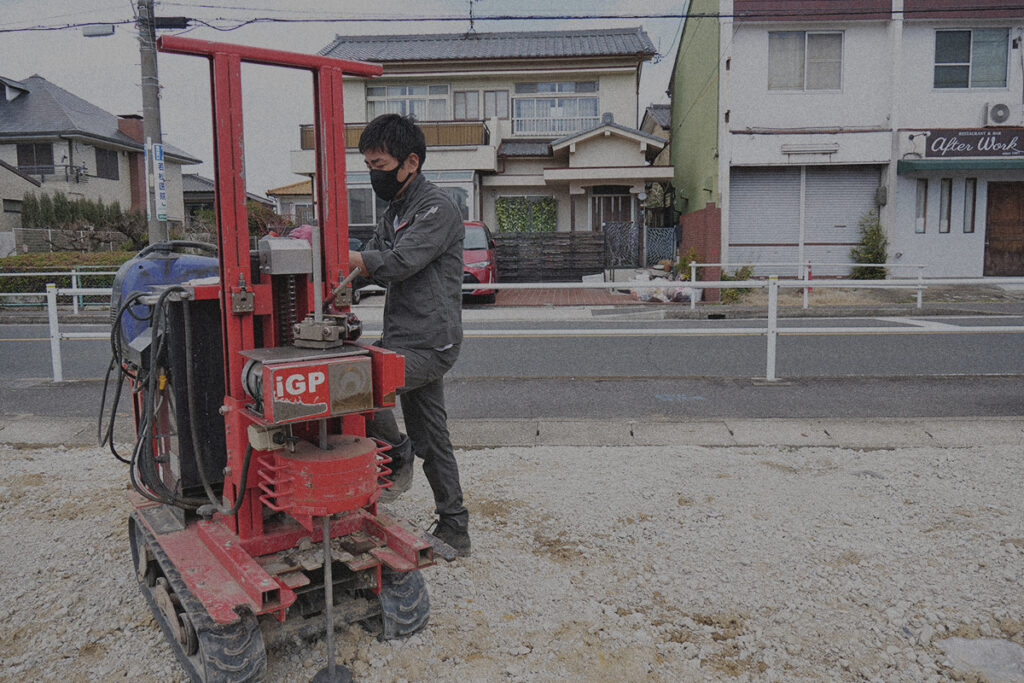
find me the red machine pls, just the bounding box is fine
[105,37,450,682]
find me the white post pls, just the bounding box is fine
[766,276,778,381]
[802,261,809,309]
[916,267,923,309]
[47,283,64,382]
[71,268,80,314]
[690,262,698,311]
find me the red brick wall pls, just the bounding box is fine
[680,203,722,302]
[117,116,146,213]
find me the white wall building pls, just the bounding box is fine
[697,0,1024,277]
[289,28,669,243]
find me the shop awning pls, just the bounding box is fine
[897,159,1024,173]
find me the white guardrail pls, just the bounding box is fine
[31,275,1024,383]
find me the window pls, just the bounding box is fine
[915,179,928,233]
[95,148,119,180]
[495,195,556,232]
[939,178,952,233]
[963,177,977,233]
[16,143,54,174]
[768,32,843,90]
[348,187,387,227]
[366,84,448,120]
[591,186,633,230]
[3,199,22,213]
[484,90,509,119]
[934,29,1008,88]
[454,91,479,120]
[295,205,316,225]
[512,81,599,135]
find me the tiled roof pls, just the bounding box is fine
[321,27,655,63]
[183,173,272,204]
[267,179,313,196]
[0,75,199,164]
[551,117,666,148]
[645,104,671,129]
[497,140,553,158]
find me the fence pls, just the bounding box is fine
[34,275,1024,383]
[493,233,605,282]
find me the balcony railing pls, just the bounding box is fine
[300,120,489,150]
[512,116,601,136]
[17,164,90,184]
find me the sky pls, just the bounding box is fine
[1,0,687,198]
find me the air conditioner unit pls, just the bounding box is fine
[985,102,1013,125]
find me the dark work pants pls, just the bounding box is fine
[366,343,468,530]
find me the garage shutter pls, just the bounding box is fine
[729,167,801,244]
[729,167,801,275]
[806,166,882,275]
[805,166,880,242]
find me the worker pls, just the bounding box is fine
[348,114,471,557]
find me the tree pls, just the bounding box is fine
[850,209,888,279]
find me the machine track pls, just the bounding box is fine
[129,512,267,682]
[376,568,430,640]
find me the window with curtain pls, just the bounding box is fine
[366,84,449,120]
[768,31,843,90]
[939,178,952,233]
[934,29,1008,88]
[454,91,480,120]
[484,90,509,119]
[512,81,599,134]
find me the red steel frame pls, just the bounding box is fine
[138,38,425,624]
[156,36,382,542]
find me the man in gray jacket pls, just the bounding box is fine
[348,114,470,557]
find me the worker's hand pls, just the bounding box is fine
[348,250,366,276]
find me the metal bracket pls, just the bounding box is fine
[232,290,255,314]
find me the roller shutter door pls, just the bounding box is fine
[805,166,881,275]
[729,167,801,275]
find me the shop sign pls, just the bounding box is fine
[925,128,1024,158]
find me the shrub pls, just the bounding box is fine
[850,210,888,279]
[0,251,135,295]
[720,265,755,304]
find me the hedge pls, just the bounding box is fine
[0,251,136,295]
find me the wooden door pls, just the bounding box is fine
[984,182,1024,276]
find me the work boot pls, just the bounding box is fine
[430,517,471,558]
[379,436,413,503]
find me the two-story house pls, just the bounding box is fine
[671,0,1024,279]
[0,74,199,239]
[289,28,669,242]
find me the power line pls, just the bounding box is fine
[3,5,1024,34]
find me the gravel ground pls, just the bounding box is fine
[2,440,1023,682]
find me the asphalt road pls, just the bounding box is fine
[2,313,1023,420]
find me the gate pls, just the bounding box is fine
[603,222,678,267]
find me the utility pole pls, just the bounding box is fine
[137,0,167,244]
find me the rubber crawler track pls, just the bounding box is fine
[129,512,267,682]
[377,568,430,640]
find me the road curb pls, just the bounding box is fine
[6,415,1019,450]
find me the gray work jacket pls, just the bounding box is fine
[360,173,464,350]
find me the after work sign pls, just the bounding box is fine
[925,128,1024,158]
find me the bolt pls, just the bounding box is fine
[218,405,229,416]
[322,327,331,339]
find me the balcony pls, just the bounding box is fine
[299,120,489,150]
[512,116,601,136]
[17,164,90,184]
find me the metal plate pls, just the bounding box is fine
[240,345,368,364]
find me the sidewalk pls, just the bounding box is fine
[2,412,1021,450]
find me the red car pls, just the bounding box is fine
[463,221,499,304]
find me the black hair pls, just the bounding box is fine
[358,114,427,171]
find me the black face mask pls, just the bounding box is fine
[370,162,407,201]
